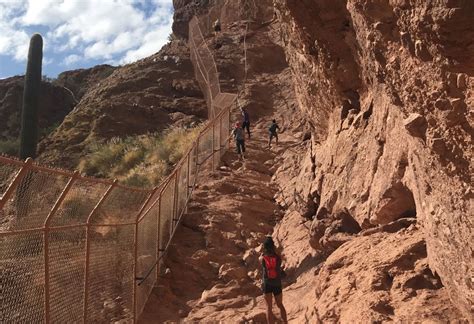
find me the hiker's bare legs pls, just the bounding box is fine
[275,134,279,146]
[274,293,287,323]
[264,293,275,324]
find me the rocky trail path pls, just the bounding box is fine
[139,115,299,323]
[139,109,469,323]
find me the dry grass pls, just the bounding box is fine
[78,125,203,187]
[0,138,20,156]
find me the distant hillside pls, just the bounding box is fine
[38,39,207,169]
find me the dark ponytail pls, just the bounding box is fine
[263,236,276,254]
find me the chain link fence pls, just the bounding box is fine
[1,12,237,323]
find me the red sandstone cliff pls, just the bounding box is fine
[140,0,472,322]
[273,0,473,319]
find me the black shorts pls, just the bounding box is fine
[262,282,282,296]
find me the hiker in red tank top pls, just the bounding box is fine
[261,236,287,324]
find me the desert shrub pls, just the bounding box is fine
[0,138,20,156]
[41,122,61,137]
[78,140,126,177]
[79,125,202,187]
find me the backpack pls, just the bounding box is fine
[233,127,244,140]
[263,255,279,279]
[269,123,278,133]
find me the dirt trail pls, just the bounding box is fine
[139,114,299,323]
[140,12,304,322]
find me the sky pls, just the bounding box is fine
[0,0,174,79]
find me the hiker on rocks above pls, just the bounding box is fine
[232,121,245,160]
[261,236,287,324]
[213,18,221,35]
[268,119,280,149]
[240,106,251,139]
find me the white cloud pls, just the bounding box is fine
[0,0,173,67]
[43,57,53,66]
[120,26,171,64]
[0,1,30,61]
[63,54,81,66]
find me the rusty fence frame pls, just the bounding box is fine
[1,13,238,324]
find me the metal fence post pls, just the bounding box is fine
[219,113,224,154]
[43,171,79,324]
[172,171,179,233]
[212,123,216,170]
[82,180,117,324]
[195,135,201,170]
[186,154,191,197]
[156,194,162,281]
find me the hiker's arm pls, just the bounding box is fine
[260,256,266,279]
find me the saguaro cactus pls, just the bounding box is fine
[20,33,43,159]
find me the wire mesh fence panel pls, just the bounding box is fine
[197,127,213,166]
[50,179,110,227]
[189,17,204,47]
[1,231,45,323]
[139,188,160,221]
[91,187,150,225]
[86,224,134,323]
[158,177,175,254]
[1,170,69,230]
[0,161,22,197]
[190,49,212,114]
[209,72,220,105]
[48,227,86,323]
[135,203,159,316]
[188,145,198,192]
[177,158,189,218]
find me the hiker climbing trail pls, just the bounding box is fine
[139,2,303,321]
[139,118,298,323]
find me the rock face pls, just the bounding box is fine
[139,0,471,322]
[273,0,473,319]
[306,225,464,323]
[0,76,75,142]
[54,64,116,101]
[38,40,207,169]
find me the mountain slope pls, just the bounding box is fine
[38,40,207,169]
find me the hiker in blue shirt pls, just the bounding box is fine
[268,119,280,149]
[240,107,251,139]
